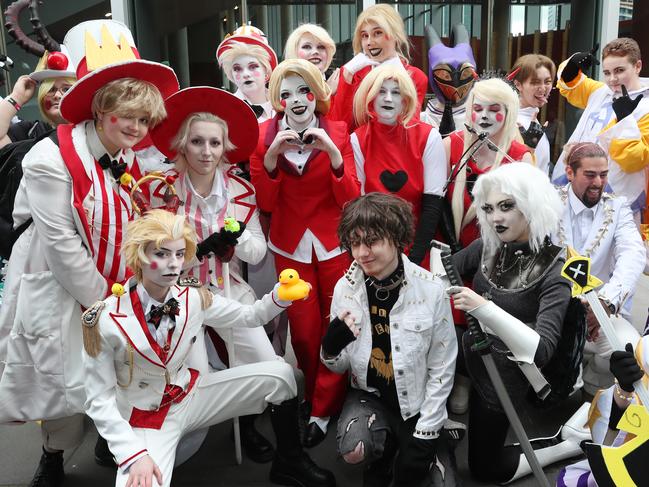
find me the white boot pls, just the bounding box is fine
[448,374,471,415]
[560,402,591,443]
[502,439,583,484]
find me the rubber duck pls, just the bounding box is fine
[278,268,310,301]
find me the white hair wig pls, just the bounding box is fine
[473,162,562,256]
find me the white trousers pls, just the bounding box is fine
[115,360,296,487]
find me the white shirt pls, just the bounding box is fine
[233,89,274,124]
[518,106,552,178]
[277,116,318,176]
[137,283,175,348]
[568,185,599,252]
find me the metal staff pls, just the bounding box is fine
[561,248,649,410]
[434,241,552,487]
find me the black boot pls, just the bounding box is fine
[239,413,275,463]
[269,398,336,487]
[28,448,64,487]
[94,435,116,467]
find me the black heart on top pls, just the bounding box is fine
[379,170,408,193]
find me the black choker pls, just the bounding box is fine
[366,267,404,302]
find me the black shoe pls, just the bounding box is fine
[270,451,336,487]
[94,435,116,468]
[363,460,393,487]
[302,422,326,448]
[29,449,64,487]
[239,417,275,463]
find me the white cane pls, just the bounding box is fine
[222,261,243,464]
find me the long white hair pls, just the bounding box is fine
[451,78,521,239]
[473,163,562,257]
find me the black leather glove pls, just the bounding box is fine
[438,101,456,137]
[519,119,545,149]
[196,221,246,262]
[393,435,438,487]
[561,44,599,83]
[321,316,357,356]
[610,342,643,392]
[409,194,446,265]
[613,85,643,121]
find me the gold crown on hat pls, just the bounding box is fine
[85,24,135,71]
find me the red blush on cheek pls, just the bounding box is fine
[149,262,158,270]
[471,112,477,123]
[110,116,118,124]
[495,113,504,122]
[280,99,287,108]
[43,99,53,111]
[306,93,315,102]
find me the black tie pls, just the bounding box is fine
[98,154,128,181]
[245,101,265,119]
[147,298,180,329]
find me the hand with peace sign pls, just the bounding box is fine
[561,44,600,83]
[612,84,644,121]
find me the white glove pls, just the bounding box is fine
[381,55,407,72]
[344,53,379,75]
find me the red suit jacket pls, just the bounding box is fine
[250,114,360,256]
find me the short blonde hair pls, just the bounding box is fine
[219,42,272,83]
[91,78,167,128]
[122,209,197,282]
[171,112,237,171]
[452,78,521,239]
[37,77,75,124]
[353,65,417,127]
[268,59,331,115]
[284,24,336,72]
[353,4,410,62]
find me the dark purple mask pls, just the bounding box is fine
[426,24,477,105]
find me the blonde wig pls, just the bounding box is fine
[37,77,76,124]
[284,24,336,72]
[92,78,167,127]
[122,209,197,282]
[473,162,561,257]
[218,42,273,83]
[171,112,237,172]
[451,77,521,238]
[352,4,410,62]
[268,58,331,115]
[353,64,418,127]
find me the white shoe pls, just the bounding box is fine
[560,402,591,443]
[448,374,471,414]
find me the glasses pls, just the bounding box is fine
[45,85,72,97]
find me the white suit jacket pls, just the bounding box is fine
[0,121,140,422]
[553,185,645,315]
[83,279,290,472]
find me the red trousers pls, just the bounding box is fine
[273,251,350,417]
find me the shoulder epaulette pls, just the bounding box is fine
[178,276,203,288]
[82,301,105,329]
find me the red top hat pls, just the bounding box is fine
[60,20,179,124]
[216,25,278,71]
[150,87,259,165]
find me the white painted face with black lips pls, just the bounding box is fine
[470,97,506,137]
[373,79,403,125]
[480,191,530,243]
[280,74,317,130]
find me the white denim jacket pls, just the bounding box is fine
[322,256,457,438]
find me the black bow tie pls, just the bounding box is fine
[245,101,265,119]
[147,298,180,329]
[98,154,128,181]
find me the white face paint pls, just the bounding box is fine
[141,239,186,294]
[279,74,316,130]
[470,98,506,137]
[372,79,403,125]
[231,55,267,98]
[480,191,530,243]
